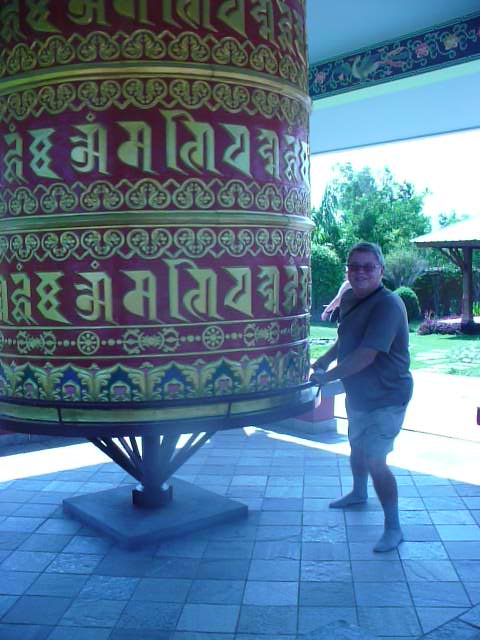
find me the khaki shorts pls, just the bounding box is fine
[346,402,407,458]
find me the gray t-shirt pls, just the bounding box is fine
[337,286,413,411]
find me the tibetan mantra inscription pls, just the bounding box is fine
[0,0,312,433]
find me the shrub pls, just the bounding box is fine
[395,286,421,321]
[417,314,461,335]
[310,243,344,316]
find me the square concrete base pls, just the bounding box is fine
[63,477,248,549]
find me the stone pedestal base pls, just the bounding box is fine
[269,393,338,435]
[63,477,248,549]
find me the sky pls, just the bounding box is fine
[310,128,480,228]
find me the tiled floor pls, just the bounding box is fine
[0,379,479,639]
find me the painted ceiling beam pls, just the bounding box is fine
[308,11,480,100]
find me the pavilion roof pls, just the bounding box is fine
[413,218,480,248]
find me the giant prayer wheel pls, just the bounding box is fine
[0,0,313,439]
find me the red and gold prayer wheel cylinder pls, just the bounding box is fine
[0,0,313,435]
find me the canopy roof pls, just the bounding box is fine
[306,0,480,154]
[413,218,480,248]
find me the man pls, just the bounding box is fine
[311,241,413,552]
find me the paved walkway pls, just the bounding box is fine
[0,372,479,639]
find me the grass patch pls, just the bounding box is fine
[309,322,480,376]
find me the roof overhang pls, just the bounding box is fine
[307,2,480,154]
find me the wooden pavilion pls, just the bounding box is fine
[413,218,480,331]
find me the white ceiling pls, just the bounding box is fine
[306,0,480,154]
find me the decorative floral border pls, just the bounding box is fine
[308,12,480,100]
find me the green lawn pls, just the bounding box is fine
[309,322,480,376]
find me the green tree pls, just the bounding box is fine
[384,245,428,289]
[312,164,432,261]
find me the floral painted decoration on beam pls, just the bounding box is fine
[308,12,480,99]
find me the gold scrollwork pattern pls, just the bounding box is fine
[0,345,310,403]
[0,317,309,359]
[0,30,306,91]
[1,80,308,126]
[0,227,311,263]
[0,179,310,218]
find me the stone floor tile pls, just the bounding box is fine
[422,496,467,510]
[2,595,71,625]
[454,484,480,497]
[348,542,399,561]
[196,558,249,580]
[132,577,191,603]
[0,532,31,550]
[430,510,477,525]
[0,595,19,617]
[61,597,127,627]
[0,623,53,640]
[253,540,301,561]
[444,541,480,559]
[462,498,480,509]
[62,536,112,555]
[435,525,480,541]
[464,582,480,604]
[403,559,459,582]
[472,511,480,526]
[35,519,82,535]
[116,601,181,631]
[357,606,421,637]
[237,604,297,635]
[78,575,139,600]
[0,503,22,516]
[302,509,345,524]
[298,606,357,634]
[46,553,103,575]
[299,581,355,607]
[346,525,385,542]
[460,602,480,628]
[398,541,449,560]
[203,540,254,559]
[354,581,413,606]
[177,603,240,632]
[186,579,244,605]
[301,522,347,542]
[302,541,349,561]
[0,550,57,572]
[409,581,471,607]
[351,560,405,582]
[92,550,154,577]
[155,535,209,558]
[243,580,297,605]
[302,619,378,639]
[145,557,200,579]
[51,628,114,640]
[403,525,441,541]
[18,534,71,552]
[13,503,58,518]
[110,631,172,640]
[257,511,302,526]
[0,517,44,533]
[417,607,469,634]
[421,619,480,639]
[417,486,458,497]
[301,560,352,582]
[260,497,303,512]
[26,573,88,598]
[344,511,384,525]
[0,490,37,503]
[0,571,39,595]
[453,560,480,582]
[248,559,299,581]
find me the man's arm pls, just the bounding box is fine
[311,345,377,385]
[312,340,338,371]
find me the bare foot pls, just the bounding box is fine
[373,528,404,552]
[329,492,368,509]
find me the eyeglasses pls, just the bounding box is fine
[347,263,379,273]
